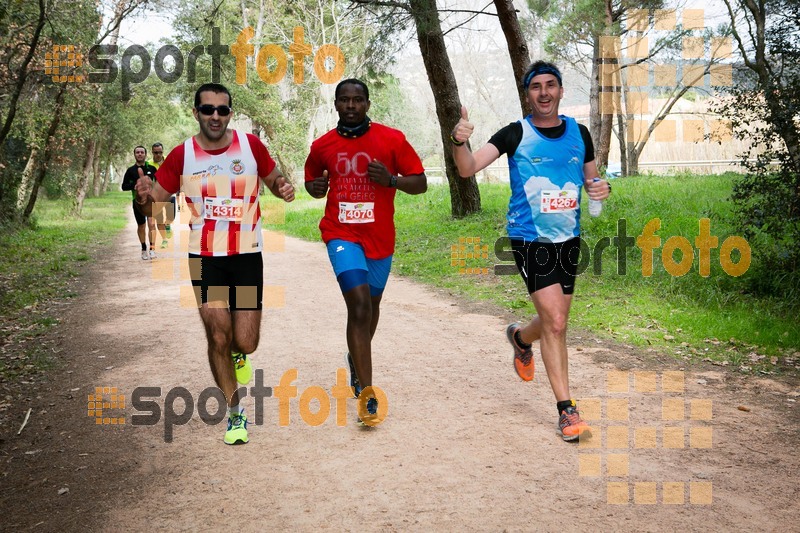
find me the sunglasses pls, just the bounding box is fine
[196,105,232,116]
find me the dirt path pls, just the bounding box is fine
[1,214,798,531]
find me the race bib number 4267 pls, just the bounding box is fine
[540,190,578,213]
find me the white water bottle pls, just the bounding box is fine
[588,178,602,217]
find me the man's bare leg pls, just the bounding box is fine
[529,285,573,402]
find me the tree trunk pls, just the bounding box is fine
[493,0,531,116]
[589,37,602,158]
[0,0,46,149]
[0,0,47,218]
[625,91,640,176]
[597,86,616,170]
[92,139,103,196]
[409,0,480,217]
[626,146,639,175]
[740,0,800,173]
[23,84,68,221]
[73,138,97,214]
[615,112,627,175]
[620,75,633,176]
[102,162,115,194]
[592,43,617,170]
[593,0,617,170]
[16,146,40,210]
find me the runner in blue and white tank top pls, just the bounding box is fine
[451,61,611,443]
[504,114,586,243]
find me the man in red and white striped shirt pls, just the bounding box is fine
[134,83,295,445]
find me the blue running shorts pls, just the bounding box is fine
[326,239,393,296]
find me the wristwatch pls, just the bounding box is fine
[389,175,398,188]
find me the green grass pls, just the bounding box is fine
[576,173,798,364]
[0,192,128,380]
[264,174,799,375]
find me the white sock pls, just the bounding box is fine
[228,405,244,417]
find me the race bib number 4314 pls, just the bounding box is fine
[338,202,375,224]
[204,197,243,221]
[540,190,578,213]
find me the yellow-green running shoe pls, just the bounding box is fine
[232,352,252,385]
[224,412,248,445]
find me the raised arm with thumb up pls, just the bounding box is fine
[134,166,153,204]
[451,105,474,144]
[305,168,330,199]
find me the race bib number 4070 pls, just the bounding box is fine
[540,190,578,213]
[338,202,375,224]
[204,197,243,221]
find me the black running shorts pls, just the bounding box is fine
[510,237,581,295]
[189,252,263,310]
[132,200,146,226]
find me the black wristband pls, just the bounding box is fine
[389,175,398,188]
[450,133,465,146]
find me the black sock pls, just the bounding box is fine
[514,330,531,348]
[557,399,574,414]
[141,243,146,251]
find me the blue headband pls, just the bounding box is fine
[523,65,562,89]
